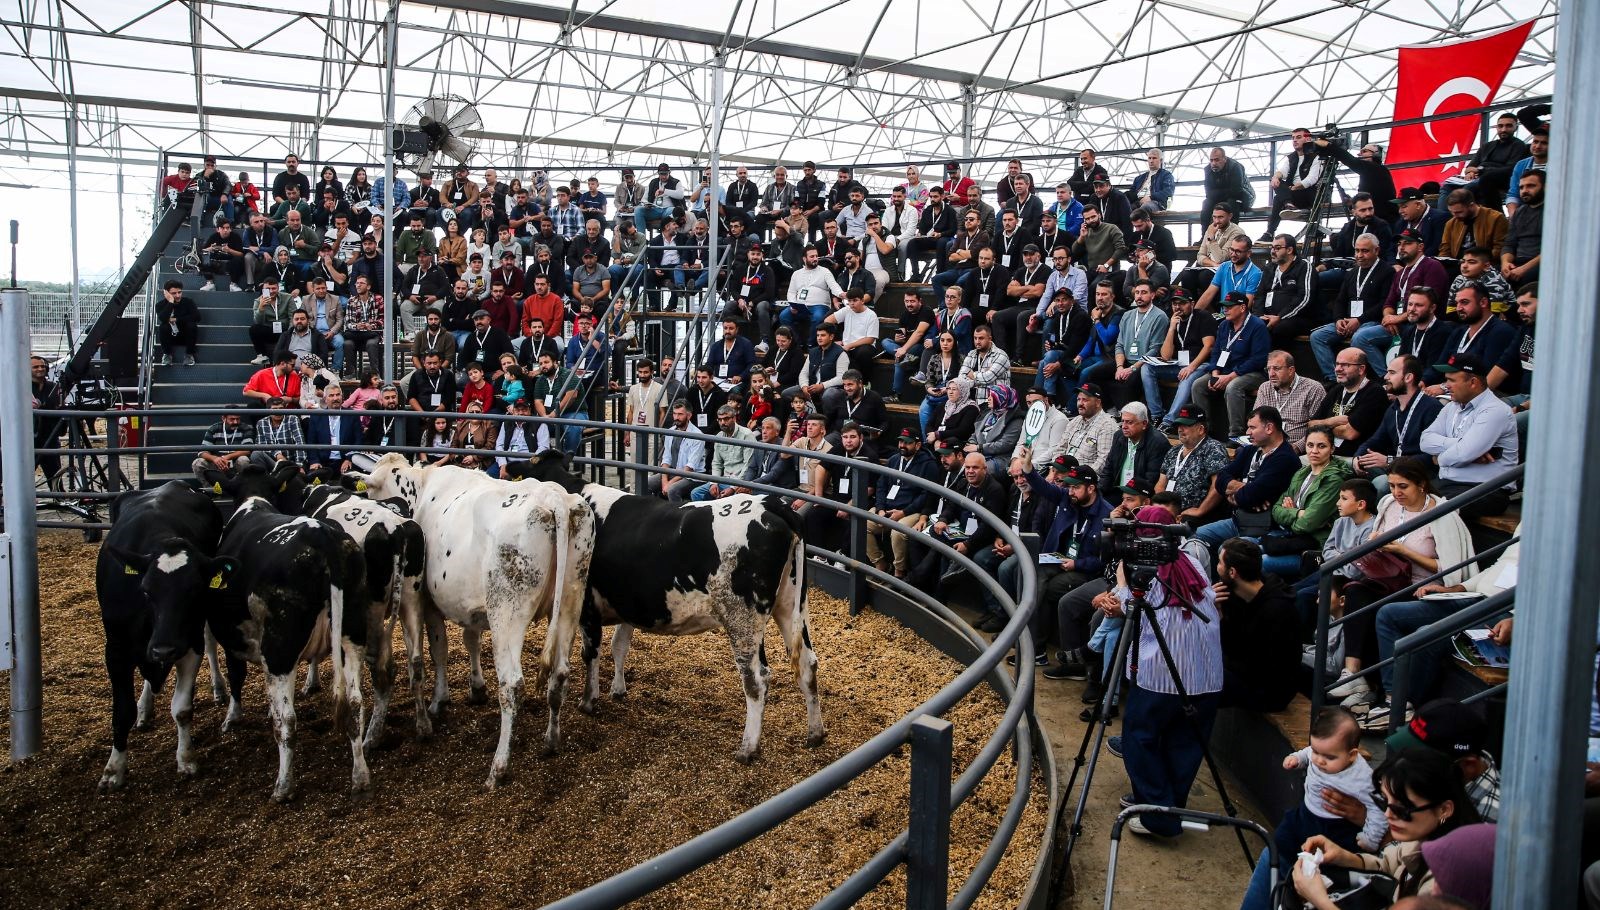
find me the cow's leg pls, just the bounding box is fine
[610,623,634,699]
[363,599,395,749]
[134,679,157,731]
[400,588,433,737]
[772,597,825,748]
[265,671,298,802]
[341,635,372,794]
[169,650,202,777]
[99,651,137,793]
[463,626,489,705]
[205,626,227,704]
[423,606,450,720]
[485,613,528,789]
[221,653,247,732]
[578,614,602,714]
[727,626,770,764]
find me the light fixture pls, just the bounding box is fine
[217,77,328,95]
[604,117,693,130]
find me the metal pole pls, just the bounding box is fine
[961,85,975,158]
[380,0,399,384]
[67,110,81,335]
[1,288,42,760]
[848,473,869,616]
[1493,4,1600,906]
[116,168,126,278]
[907,715,953,910]
[705,55,724,320]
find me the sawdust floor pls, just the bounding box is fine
[0,532,1046,909]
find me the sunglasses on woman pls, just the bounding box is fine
[1370,789,1441,821]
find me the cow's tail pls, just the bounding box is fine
[537,497,571,680]
[779,524,811,676]
[329,537,369,735]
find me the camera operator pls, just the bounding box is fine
[1312,135,1398,223]
[1100,505,1224,838]
[994,458,1113,655]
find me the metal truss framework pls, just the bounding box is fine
[0,0,1560,210]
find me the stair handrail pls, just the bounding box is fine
[1309,462,1524,716]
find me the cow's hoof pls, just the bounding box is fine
[270,786,295,804]
[300,683,321,698]
[578,699,597,716]
[733,747,759,765]
[805,730,827,749]
[427,699,446,720]
[350,772,371,796]
[467,686,488,706]
[175,758,199,779]
[484,770,507,790]
[609,684,628,699]
[134,717,154,733]
[96,772,126,794]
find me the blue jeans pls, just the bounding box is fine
[673,266,709,290]
[1239,805,1363,910]
[561,409,588,454]
[1310,322,1392,382]
[779,303,828,334]
[609,261,645,294]
[1375,598,1506,701]
[930,266,971,297]
[634,203,674,233]
[451,329,470,349]
[918,397,945,436]
[1141,360,1211,427]
[1261,551,1305,581]
[1038,351,1075,399]
[689,482,724,501]
[1121,686,1222,837]
[1195,517,1239,555]
[315,330,345,372]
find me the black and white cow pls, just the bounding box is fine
[194,463,372,801]
[349,453,596,788]
[302,483,428,745]
[520,450,823,763]
[96,482,226,792]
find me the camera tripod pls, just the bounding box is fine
[1300,136,1347,270]
[1054,561,1254,870]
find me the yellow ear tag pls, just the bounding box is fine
[212,482,223,494]
[124,565,139,575]
[209,573,226,590]
[355,481,367,492]
[278,482,287,493]
[312,478,323,486]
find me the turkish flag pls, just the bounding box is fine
[1388,21,1534,189]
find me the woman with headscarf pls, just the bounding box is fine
[1101,504,1225,838]
[442,400,497,471]
[296,353,339,410]
[972,383,1023,477]
[902,165,930,212]
[928,377,980,447]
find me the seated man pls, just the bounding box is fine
[825,290,882,377]
[704,318,758,392]
[1101,402,1171,499]
[1252,350,1326,453]
[247,278,296,365]
[1350,354,1444,496]
[651,400,707,501]
[906,451,1005,594]
[252,396,305,471]
[1308,234,1395,382]
[1308,348,1388,457]
[303,383,364,485]
[1418,353,1518,518]
[1143,287,1214,430]
[866,428,942,578]
[491,397,550,478]
[690,405,757,502]
[242,350,302,405]
[782,323,849,414]
[1194,406,1300,555]
[1190,291,1270,439]
[191,405,255,483]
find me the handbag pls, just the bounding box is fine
[1352,547,1413,594]
[1262,530,1318,556]
[1273,872,1398,910]
[1233,506,1275,537]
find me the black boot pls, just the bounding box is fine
[1080,651,1106,704]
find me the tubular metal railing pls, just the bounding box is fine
[22,404,1050,909]
[1309,462,1523,717]
[1386,589,1517,732]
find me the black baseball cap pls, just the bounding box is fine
[1220,290,1249,308]
[1076,382,1102,399]
[1062,464,1099,487]
[1134,240,1153,251]
[1396,227,1426,244]
[1434,352,1488,377]
[935,437,964,455]
[657,162,671,172]
[500,249,518,259]
[1168,285,1192,302]
[1169,404,1206,426]
[896,427,920,443]
[1092,177,1110,186]
[1212,201,1235,215]
[1385,699,1488,760]
[1393,187,1428,203]
[1022,243,1041,254]
[622,168,635,176]
[1120,478,1154,497]
[1049,454,1078,473]
[1026,385,1050,399]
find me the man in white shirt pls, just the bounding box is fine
[826,289,882,376]
[1418,352,1518,518]
[834,187,872,241]
[1009,385,1070,471]
[651,400,707,501]
[781,245,846,337]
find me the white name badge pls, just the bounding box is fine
[1262,291,1274,311]
[1349,299,1363,319]
[799,465,810,485]
[475,350,486,361]
[1521,359,1533,372]
[1000,255,1012,268]
[272,321,283,334]
[1065,540,1080,559]
[543,394,554,408]
[1216,351,1231,369]
[718,364,729,377]
[380,436,390,447]
[799,287,811,301]
[837,477,851,495]
[430,394,442,407]
[411,283,421,296]
[978,293,990,309]
[963,516,978,536]
[886,483,901,500]
[696,413,708,427]
[740,285,751,298]
[1127,342,1141,358]
[1177,350,1192,367]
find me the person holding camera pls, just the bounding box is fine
[1099,505,1224,838]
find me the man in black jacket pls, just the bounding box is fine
[1127,209,1178,269]
[905,186,957,279]
[866,428,943,577]
[457,309,515,377]
[1449,111,1529,213]
[1314,137,1398,222]
[721,245,779,344]
[1215,538,1301,712]
[1101,401,1171,502]
[1202,147,1254,219]
[156,279,201,366]
[908,450,1006,594]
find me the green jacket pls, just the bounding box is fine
[278,225,320,262]
[396,228,438,265]
[1270,458,1352,542]
[269,199,313,230]
[251,292,296,327]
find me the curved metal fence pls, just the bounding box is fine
[13,404,1051,909]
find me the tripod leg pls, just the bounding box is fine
[1058,605,1141,866]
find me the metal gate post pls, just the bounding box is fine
[848,471,870,615]
[0,287,42,759]
[907,715,953,910]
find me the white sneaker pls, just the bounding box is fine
[251,354,268,365]
[754,341,769,355]
[1342,689,1380,714]
[1327,671,1371,699]
[199,281,215,291]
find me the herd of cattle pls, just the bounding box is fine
[96,451,824,801]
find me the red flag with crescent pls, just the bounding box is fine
[1388,20,1535,188]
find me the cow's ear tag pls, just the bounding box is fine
[209,573,226,590]
[124,565,139,575]
[312,478,323,486]
[354,481,368,492]
[212,482,223,494]
[278,482,287,493]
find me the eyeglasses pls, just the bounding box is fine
[1370,789,1441,821]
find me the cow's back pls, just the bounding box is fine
[412,472,566,595]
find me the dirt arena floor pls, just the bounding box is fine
[0,532,1047,909]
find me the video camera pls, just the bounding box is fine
[1099,517,1185,572]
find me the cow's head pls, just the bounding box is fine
[109,538,238,664]
[347,452,421,505]
[515,449,584,493]
[220,460,305,511]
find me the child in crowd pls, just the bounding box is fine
[1279,707,1387,861]
[1294,478,1378,639]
